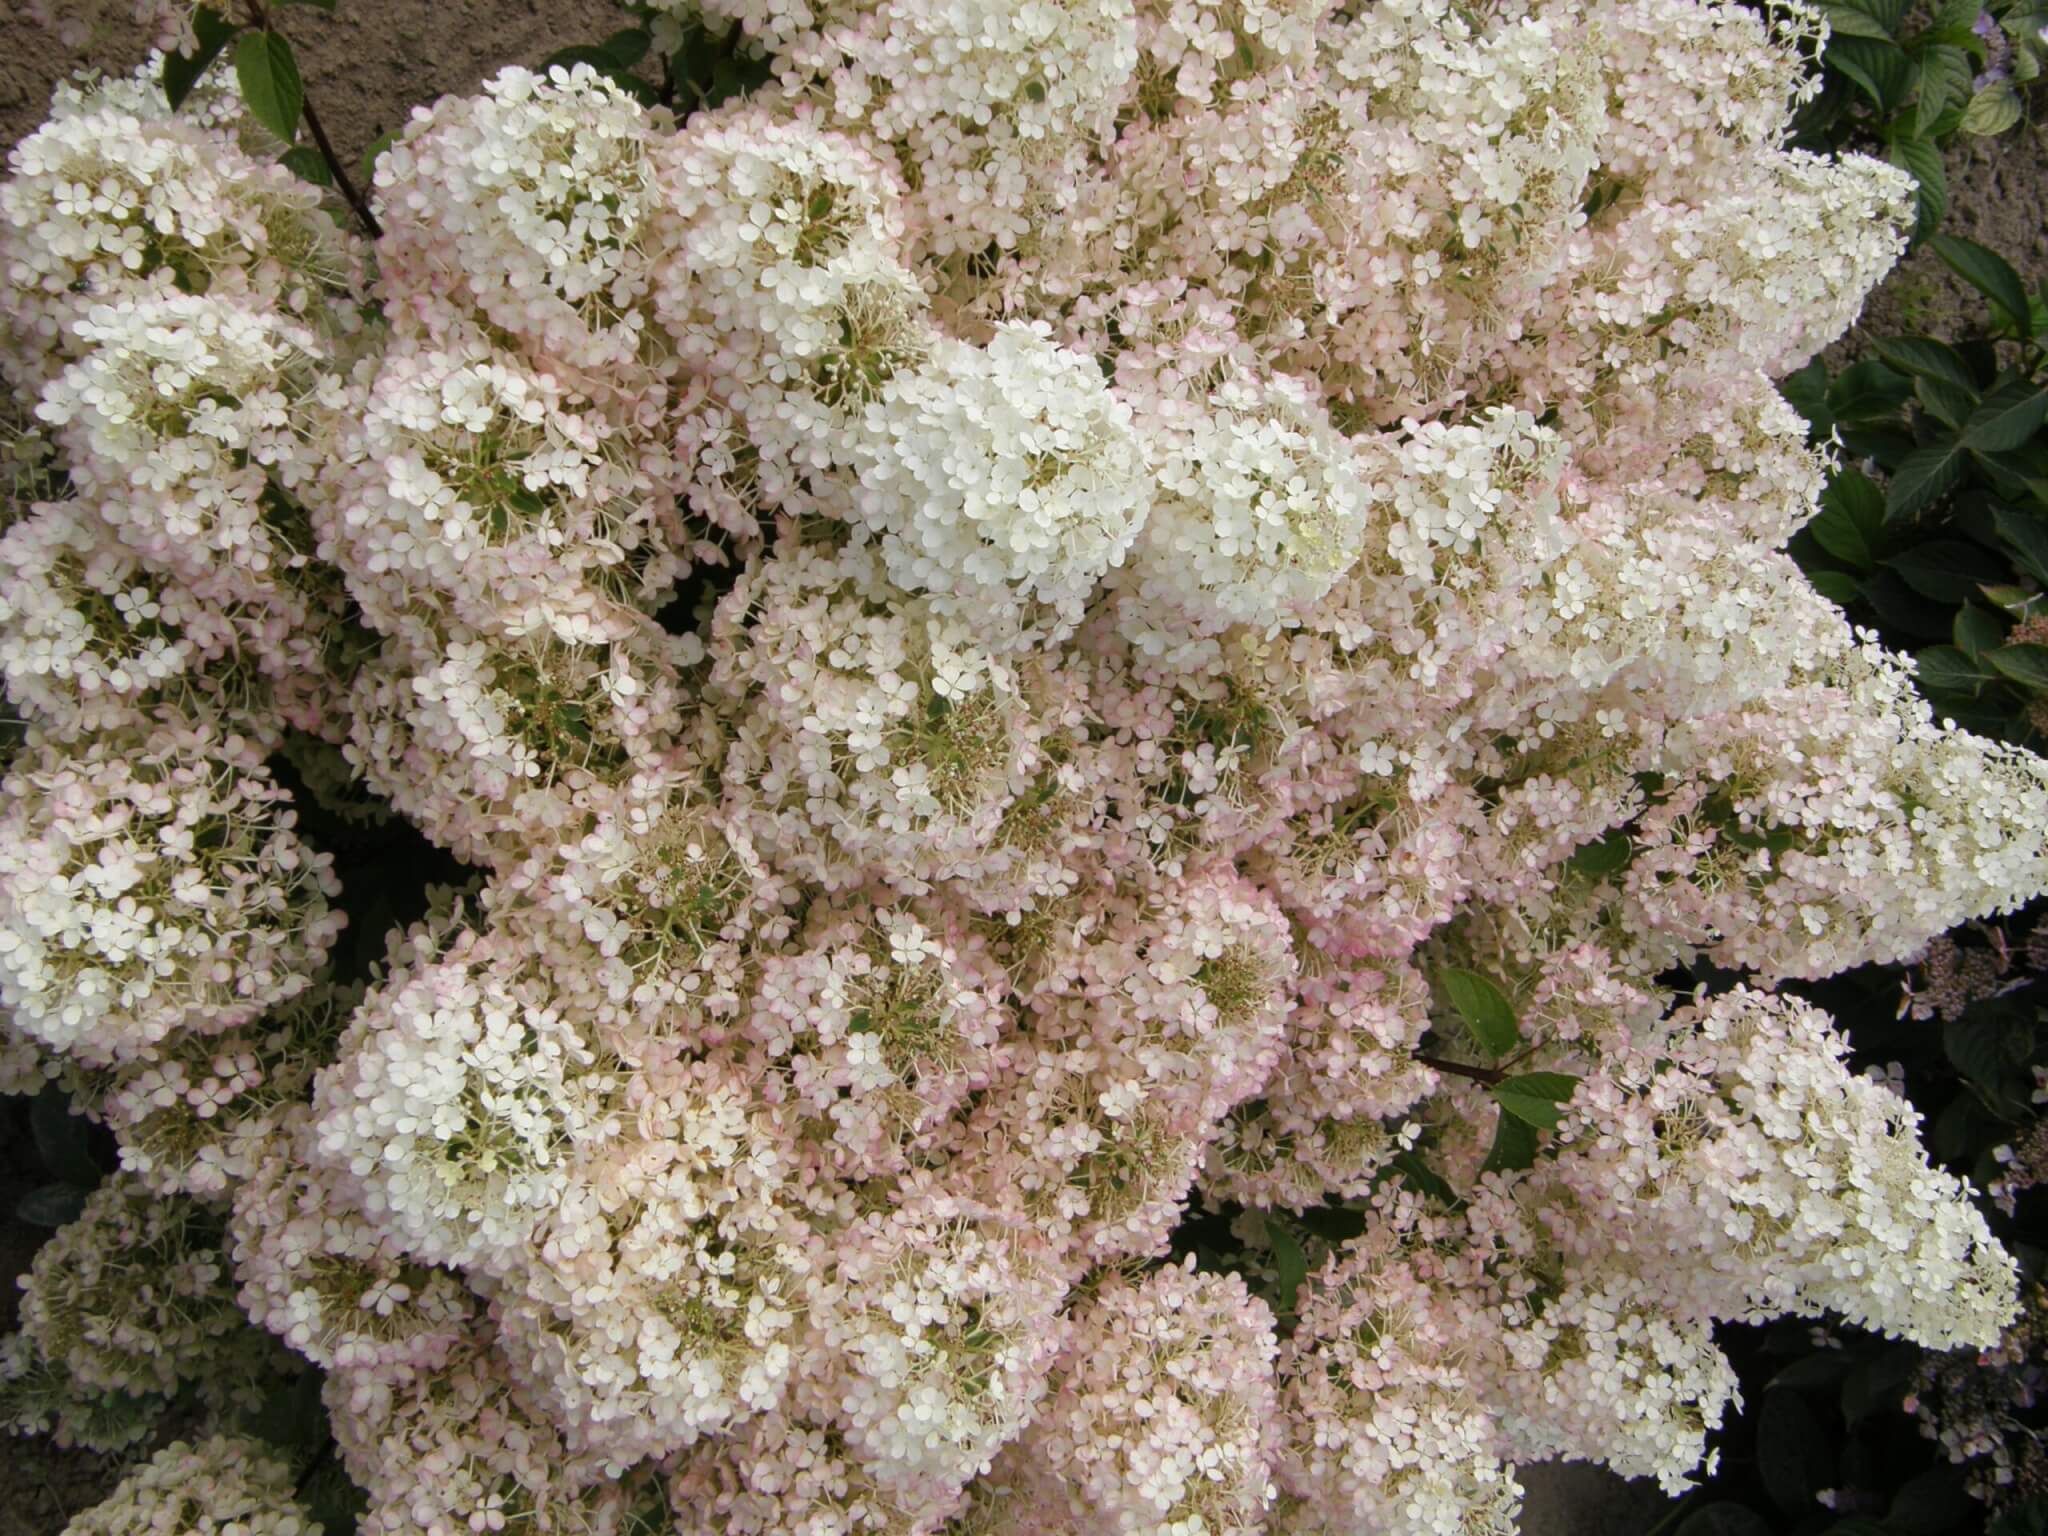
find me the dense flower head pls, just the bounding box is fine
[2,3,2045,1534]
[60,1434,321,1536]
[0,718,343,1064]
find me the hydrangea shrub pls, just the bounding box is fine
[2,2,2046,1533]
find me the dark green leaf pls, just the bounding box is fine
[1886,440,1967,520]
[1882,537,2006,601]
[1914,643,1995,694]
[1807,567,1864,605]
[1674,1503,1773,1536]
[1566,828,1633,878]
[1884,1467,1973,1534]
[1263,1214,1309,1312]
[1873,335,1977,391]
[1954,602,2005,657]
[1993,503,2048,584]
[1914,372,1979,430]
[361,129,400,185]
[162,6,242,110]
[1824,2,1897,37]
[1780,358,1831,432]
[1946,1006,2030,1110]
[1841,1342,1925,1425]
[278,144,333,186]
[1854,0,1912,29]
[1988,641,2048,687]
[1479,1111,1538,1175]
[1831,35,1913,112]
[1964,386,2048,452]
[1389,1151,1461,1207]
[1989,1496,2048,1536]
[1888,133,1948,235]
[1767,1350,1855,1391]
[1925,0,1979,30]
[1437,967,1520,1057]
[1828,359,1914,423]
[31,1088,102,1189]
[235,29,304,144]
[1929,232,2032,329]
[1913,45,1972,136]
[597,27,653,67]
[1755,1389,1827,1514]
[1810,489,1880,570]
[1490,1071,1580,1130]
[17,1183,87,1227]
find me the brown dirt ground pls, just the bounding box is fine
[1,6,2032,1534]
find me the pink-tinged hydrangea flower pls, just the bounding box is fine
[61,1434,321,1536]
[489,1055,812,1466]
[979,1261,1281,1536]
[797,1197,1069,1491]
[232,1107,475,1378]
[0,719,343,1064]
[309,926,615,1273]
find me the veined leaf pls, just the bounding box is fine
[1437,967,1520,1058]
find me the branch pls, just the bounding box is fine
[1413,1053,1504,1087]
[242,0,382,241]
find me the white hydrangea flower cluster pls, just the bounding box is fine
[2,4,2045,1534]
[60,1434,321,1536]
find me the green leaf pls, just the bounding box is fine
[1914,371,1979,429]
[1914,643,1995,694]
[1389,1151,1462,1207]
[361,128,400,185]
[1674,1506,1773,1536]
[162,6,242,110]
[235,29,304,144]
[1989,1496,2048,1536]
[1479,1111,1538,1175]
[1988,641,2048,687]
[1489,1071,1580,1130]
[1873,334,1977,390]
[31,1087,102,1190]
[1768,1351,1856,1391]
[1830,35,1914,110]
[1566,828,1633,878]
[1436,967,1520,1058]
[1926,0,1982,34]
[1810,508,1874,568]
[1954,601,2005,657]
[1824,2,1897,37]
[1780,358,1831,431]
[1263,1214,1309,1314]
[597,27,653,68]
[1807,567,1864,605]
[1827,358,1914,423]
[1888,133,1948,235]
[1913,45,1972,137]
[1963,385,2048,452]
[1756,1388,1828,1514]
[17,1183,87,1227]
[1962,79,2025,136]
[1929,232,2032,330]
[1882,537,2006,601]
[1810,467,1886,568]
[1886,440,1967,520]
[1993,503,2048,584]
[278,144,332,186]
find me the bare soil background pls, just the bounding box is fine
[0,3,2042,1532]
